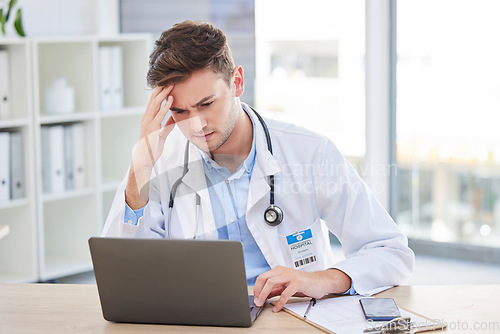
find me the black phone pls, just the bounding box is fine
[359,298,401,321]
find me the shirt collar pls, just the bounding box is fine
[199,104,257,175]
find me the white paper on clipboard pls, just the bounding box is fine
[283,295,445,334]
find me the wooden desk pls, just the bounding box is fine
[1,284,499,333]
[376,285,500,333]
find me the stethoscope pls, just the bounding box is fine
[167,106,283,239]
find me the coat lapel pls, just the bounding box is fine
[246,106,281,213]
[174,140,216,239]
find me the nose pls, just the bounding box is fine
[190,114,207,132]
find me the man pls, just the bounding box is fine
[102,20,414,313]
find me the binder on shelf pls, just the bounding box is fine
[9,131,25,199]
[0,50,11,120]
[98,47,113,111]
[64,123,86,190]
[72,123,86,189]
[0,132,11,202]
[41,125,66,194]
[110,46,124,110]
[99,46,124,111]
[63,125,75,191]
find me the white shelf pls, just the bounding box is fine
[41,258,93,282]
[0,34,151,283]
[98,33,153,43]
[99,106,145,118]
[42,188,95,203]
[101,180,122,193]
[39,112,95,125]
[0,118,30,129]
[31,36,95,44]
[0,273,37,284]
[0,39,37,284]
[0,198,29,210]
[0,38,27,45]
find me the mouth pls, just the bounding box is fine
[193,131,214,142]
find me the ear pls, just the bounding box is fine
[232,66,244,98]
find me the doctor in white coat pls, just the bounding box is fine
[102,20,414,313]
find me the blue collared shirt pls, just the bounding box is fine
[198,106,271,285]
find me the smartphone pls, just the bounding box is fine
[359,298,401,321]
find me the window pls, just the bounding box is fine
[396,0,500,248]
[255,0,365,161]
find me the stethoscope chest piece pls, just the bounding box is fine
[264,204,283,226]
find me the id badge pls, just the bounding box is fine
[286,229,318,269]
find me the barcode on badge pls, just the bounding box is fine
[294,255,317,268]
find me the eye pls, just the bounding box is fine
[201,101,214,108]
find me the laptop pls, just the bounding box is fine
[88,237,263,327]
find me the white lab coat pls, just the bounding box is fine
[102,105,414,295]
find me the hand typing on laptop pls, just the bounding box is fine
[253,266,351,312]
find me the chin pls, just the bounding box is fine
[190,141,210,153]
[189,138,214,153]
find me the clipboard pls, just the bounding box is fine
[273,295,446,334]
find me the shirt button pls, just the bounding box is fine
[225,179,230,183]
[127,219,134,225]
[229,217,236,223]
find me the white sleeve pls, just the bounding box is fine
[100,167,164,239]
[316,139,415,295]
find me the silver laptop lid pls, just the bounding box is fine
[89,237,254,327]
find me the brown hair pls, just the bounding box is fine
[147,20,235,88]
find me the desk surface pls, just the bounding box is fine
[1,283,499,333]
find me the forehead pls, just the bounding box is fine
[170,69,228,104]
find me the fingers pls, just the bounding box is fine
[254,266,321,313]
[154,95,174,124]
[143,86,163,118]
[254,272,299,312]
[253,274,265,304]
[143,85,174,123]
[272,284,299,312]
[255,277,284,306]
[145,85,162,111]
[253,270,275,305]
[254,266,290,307]
[159,114,175,139]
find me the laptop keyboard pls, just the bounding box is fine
[248,295,262,322]
[248,295,256,310]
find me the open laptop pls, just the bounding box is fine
[88,237,263,327]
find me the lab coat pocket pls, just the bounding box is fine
[277,218,324,272]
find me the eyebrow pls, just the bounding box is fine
[170,95,215,113]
